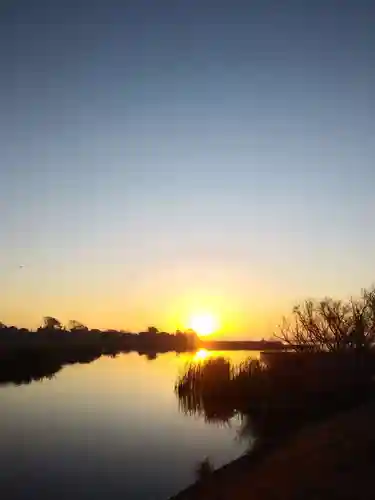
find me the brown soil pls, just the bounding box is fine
[170,400,375,500]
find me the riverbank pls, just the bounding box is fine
[170,398,375,499]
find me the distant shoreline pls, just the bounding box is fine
[200,339,286,351]
[0,327,284,385]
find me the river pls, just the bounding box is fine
[0,350,258,499]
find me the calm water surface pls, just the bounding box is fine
[0,350,258,500]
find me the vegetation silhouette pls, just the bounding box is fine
[194,457,214,482]
[275,287,375,353]
[176,287,375,457]
[0,319,198,386]
[0,316,284,386]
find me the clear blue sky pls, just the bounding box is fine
[0,0,374,336]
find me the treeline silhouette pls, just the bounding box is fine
[0,317,198,386]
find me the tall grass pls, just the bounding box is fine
[176,352,375,434]
[176,358,270,423]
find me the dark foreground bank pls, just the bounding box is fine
[169,399,375,500]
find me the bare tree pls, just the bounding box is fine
[275,288,375,353]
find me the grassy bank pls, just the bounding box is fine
[170,398,375,499]
[173,350,375,499]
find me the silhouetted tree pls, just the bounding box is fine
[90,328,102,336]
[184,328,199,348]
[42,316,62,330]
[275,287,375,353]
[147,326,159,335]
[68,320,88,332]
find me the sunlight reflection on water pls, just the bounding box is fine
[0,351,258,499]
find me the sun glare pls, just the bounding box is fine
[194,348,211,361]
[189,313,218,336]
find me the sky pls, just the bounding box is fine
[0,0,374,337]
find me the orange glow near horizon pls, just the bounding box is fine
[0,278,290,340]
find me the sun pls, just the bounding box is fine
[189,313,218,336]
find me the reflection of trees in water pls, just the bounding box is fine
[0,355,63,386]
[146,352,158,361]
[0,323,197,386]
[0,319,201,386]
[0,346,108,386]
[175,355,375,450]
[0,346,164,386]
[178,391,236,424]
[176,357,264,425]
[176,357,254,448]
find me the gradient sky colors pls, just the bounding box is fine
[0,1,374,337]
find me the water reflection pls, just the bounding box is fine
[193,348,212,362]
[175,351,375,459]
[0,352,251,500]
[0,346,259,387]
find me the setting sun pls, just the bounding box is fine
[189,313,218,336]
